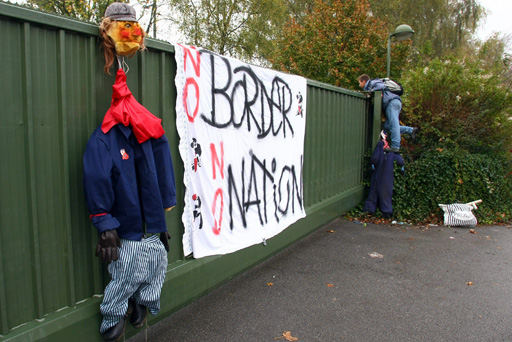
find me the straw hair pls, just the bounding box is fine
[98,17,147,74]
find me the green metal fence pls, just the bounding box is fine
[0,2,377,341]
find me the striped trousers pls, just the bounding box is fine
[100,235,168,333]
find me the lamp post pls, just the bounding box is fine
[386,24,414,78]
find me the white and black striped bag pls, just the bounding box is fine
[438,202,478,227]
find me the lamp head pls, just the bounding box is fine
[390,24,414,41]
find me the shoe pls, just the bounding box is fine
[411,127,419,142]
[101,315,127,342]
[384,147,400,153]
[129,299,147,329]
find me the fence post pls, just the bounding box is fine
[371,91,383,149]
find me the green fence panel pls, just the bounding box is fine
[0,2,371,341]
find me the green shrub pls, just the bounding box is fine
[350,57,512,225]
[401,58,512,157]
[392,149,512,224]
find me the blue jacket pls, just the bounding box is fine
[377,150,404,215]
[364,78,401,109]
[363,141,385,214]
[363,141,404,215]
[83,124,177,241]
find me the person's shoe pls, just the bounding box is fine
[411,127,419,142]
[129,299,147,329]
[384,147,400,153]
[101,315,127,342]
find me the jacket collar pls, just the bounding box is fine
[117,123,133,139]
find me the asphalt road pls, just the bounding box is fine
[127,218,512,342]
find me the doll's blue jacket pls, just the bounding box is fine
[83,123,177,241]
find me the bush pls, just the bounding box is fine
[400,58,512,157]
[389,57,512,225]
[392,149,512,224]
[349,57,512,225]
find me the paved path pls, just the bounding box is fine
[128,218,512,342]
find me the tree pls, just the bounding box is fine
[269,0,411,88]
[367,0,484,61]
[167,0,289,63]
[401,57,512,156]
[26,0,118,23]
[474,33,512,87]
[284,0,315,25]
[137,0,160,37]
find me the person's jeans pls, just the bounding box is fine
[384,99,413,149]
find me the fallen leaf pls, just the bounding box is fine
[497,246,503,250]
[327,230,335,233]
[275,331,299,341]
[467,281,474,286]
[267,282,274,287]
[327,283,334,287]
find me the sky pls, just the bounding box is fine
[476,0,512,40]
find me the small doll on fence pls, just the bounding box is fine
[83,3,176,341]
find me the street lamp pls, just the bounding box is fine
[386,24,414,78]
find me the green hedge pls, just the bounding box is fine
[351,149,512,225]
[390,149,512,224]
[350,57,512,225]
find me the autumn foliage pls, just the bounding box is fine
[270,0,410,89]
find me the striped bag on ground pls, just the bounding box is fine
[438,203,478,227]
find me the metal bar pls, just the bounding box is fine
[139,52,145,104]
[87,36,103,295]
[372,91,382,149]
[21,22,44,318]
[57,29,76,306]
[0,218,7,335]
[159,51,166,122]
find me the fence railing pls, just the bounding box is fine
[0,2,376,340]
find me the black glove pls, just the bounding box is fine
[160,232,171,252]
[96,230,121,264]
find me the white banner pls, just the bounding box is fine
[174,44,307,258]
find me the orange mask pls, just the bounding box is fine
[107,21,144,56]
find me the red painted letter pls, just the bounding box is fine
[183,77,199,122]
[179,44,201,77]
[212,188,224,235]
[210,142,224,180]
